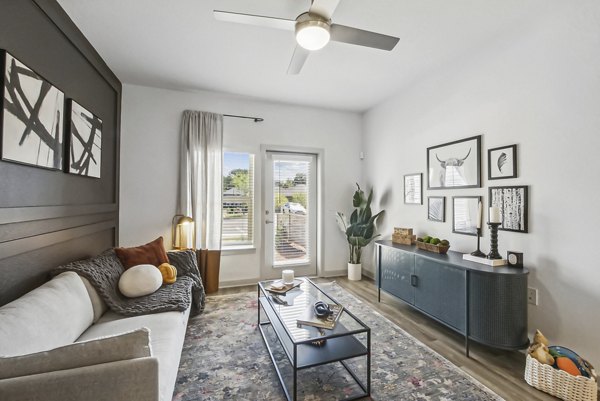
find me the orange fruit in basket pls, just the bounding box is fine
[556,357,581,376]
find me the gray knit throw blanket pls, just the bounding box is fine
[52,249,205,316]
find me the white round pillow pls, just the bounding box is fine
[118,264,162,298]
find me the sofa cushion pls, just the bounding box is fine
[0,328,151,380]
[0,272,94,357]
[78,307,190,401]
[0,357,159,401]
[114,237,169,269]
[80,276,108,322]
[118,264,163,298]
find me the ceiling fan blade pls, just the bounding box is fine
[309,0,341,19]
[330,24,399,51]
[214,10,295,31]
[287,46,310,75]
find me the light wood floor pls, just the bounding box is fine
[213,277,558,401]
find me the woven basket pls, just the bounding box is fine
[525,354,598,401]
[415,241,449,254]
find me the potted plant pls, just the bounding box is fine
[336,184,384,280]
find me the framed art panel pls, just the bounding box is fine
[1,50,64,170]
[428,196,445,222]
[66,99,102,178]
[404,173,422,204]
[489,186,528,233]
[488,144,517,180]
[452,196,481,236]
[427,135,481,189]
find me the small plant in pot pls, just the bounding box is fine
[336,184,384,281]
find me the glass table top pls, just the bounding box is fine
[258,278,367,343]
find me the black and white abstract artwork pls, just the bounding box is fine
[428,196,445,222]
[489,186,528,233]
[427,135,481,189]
[452,196,481,236]
[68,99,102,178]
[488,144,517,180]
[1,51,64,170]
[404,173,422,204]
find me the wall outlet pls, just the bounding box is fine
[528,287,538,305]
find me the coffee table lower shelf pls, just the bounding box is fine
[258,296,370,401]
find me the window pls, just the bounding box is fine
[222,152,255,248]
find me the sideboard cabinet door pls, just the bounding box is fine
[414,256,466,332]
[380,246,415,305]
[469,271,529,348]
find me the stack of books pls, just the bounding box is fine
[296,303,343,330]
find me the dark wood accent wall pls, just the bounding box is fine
[0,0,121,305]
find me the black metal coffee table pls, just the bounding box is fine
[257,277,371,401]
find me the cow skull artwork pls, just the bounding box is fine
[435,148,471,187]
[427,135,481,189]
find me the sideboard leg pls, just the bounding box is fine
[465,271,470,358]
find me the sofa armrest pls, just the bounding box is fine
[0,357,159,401]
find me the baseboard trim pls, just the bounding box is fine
[362,269,375,280]
[219,278,259,288]
[320,269,347,278]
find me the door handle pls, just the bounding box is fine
[265,219,274,224]
[410,274,418,287]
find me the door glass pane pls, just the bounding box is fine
[273,159,310,266]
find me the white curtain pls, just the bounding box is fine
[178,110,223,250]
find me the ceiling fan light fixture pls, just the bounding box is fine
[295,20,330,51]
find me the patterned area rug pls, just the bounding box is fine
[173,282,503,401]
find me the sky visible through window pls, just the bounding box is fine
[274,161,306,181]
[223,152,249,175]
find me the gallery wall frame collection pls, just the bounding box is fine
[403,134,529,240]
[0,49,102,178]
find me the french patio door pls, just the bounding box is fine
[263,151,317,279]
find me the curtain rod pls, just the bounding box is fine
[223,114,264,123]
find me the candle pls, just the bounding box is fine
[489,206,501,223]
[477,201,482,229]
[282,269,294,284]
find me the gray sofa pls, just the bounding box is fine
[0,270,190,401]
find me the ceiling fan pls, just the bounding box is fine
[214,0,400,74]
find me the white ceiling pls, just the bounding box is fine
[57,0,544,112]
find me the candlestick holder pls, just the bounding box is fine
[487,222,502,259]
[470,228,485,257]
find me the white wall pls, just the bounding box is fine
[120,84,362,284]
[363,2,600,364]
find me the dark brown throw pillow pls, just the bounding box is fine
[114,237,169,269]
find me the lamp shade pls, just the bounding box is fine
[177,216,194,225]
[172,215,195,249]
[295,20,330,51]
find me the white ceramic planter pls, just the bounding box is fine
[348,263,362,281]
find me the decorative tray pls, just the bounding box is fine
[416,241,450,254]
[265,279,303,294]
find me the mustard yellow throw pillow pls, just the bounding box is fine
[158,263,177,284]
